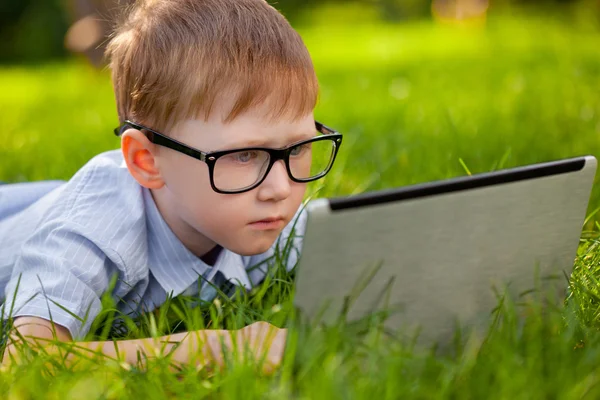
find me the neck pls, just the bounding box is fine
[150,187,217,258]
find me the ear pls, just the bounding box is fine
[121,128,165,189]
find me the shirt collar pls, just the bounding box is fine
[142,188,251,297]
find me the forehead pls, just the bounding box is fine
[172,110,316,151]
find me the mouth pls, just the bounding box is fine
[253,217,284,223]
[249,216,286,229]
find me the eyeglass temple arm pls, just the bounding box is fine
[115,122,209,162]
[316,121,337,135]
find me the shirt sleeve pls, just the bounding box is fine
[2,154,146,340]
[0,180,65,222]
[3,219,118,339]
[244,205,308,286]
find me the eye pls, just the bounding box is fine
[234,151,258,163]
[290,143,311,157]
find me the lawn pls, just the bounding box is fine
[3,13,600,399]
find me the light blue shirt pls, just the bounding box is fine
[0,150,306,339]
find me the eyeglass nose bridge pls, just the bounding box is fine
[256,148,293,185]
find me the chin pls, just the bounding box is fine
[234,237,277,256]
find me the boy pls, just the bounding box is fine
[0,0,342,371]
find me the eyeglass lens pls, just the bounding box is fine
[212,138,336,192]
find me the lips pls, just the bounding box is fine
[248,216,286,230]
[251,216,285,224]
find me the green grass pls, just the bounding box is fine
[4,14,600,399]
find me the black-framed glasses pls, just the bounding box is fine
[114,120,343,194]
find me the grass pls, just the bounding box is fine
[3,12,600,399]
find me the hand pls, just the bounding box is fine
[236,321,287,374]
[193,321,287,375]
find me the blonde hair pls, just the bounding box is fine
[105,0,319,133]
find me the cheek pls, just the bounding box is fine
[164,156,210,192]
[162,157,215,217]
[291,183,308,204]
[181,190,248,233]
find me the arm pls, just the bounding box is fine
[2,317,286,373]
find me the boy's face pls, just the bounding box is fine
[141,108,315,257]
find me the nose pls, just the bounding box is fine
[257,159,292,201]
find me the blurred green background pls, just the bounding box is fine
[2,0,600,211]
[2,0,600,63]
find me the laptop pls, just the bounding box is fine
[293,156,597,346]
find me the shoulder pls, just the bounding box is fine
[58,150,145,222]
[69,149,134,191]
[38,150,150,269]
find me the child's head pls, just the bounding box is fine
[106,0,318,131]
[106,0,340,257]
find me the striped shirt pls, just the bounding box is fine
[0,150,306,339]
